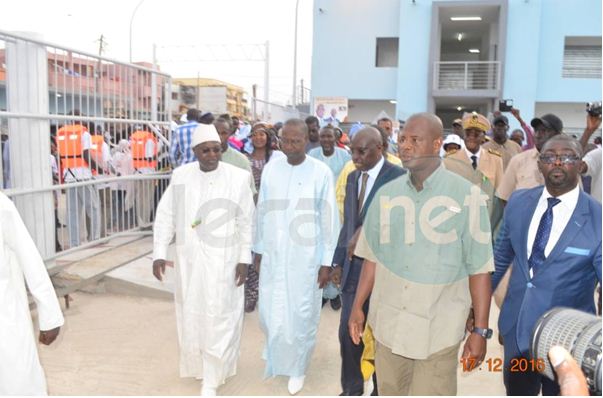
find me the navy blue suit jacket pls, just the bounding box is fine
[332,160,406,292]
[492,186,602,358]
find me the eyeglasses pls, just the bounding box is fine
[200,147,221,154]
[539,154,581,164]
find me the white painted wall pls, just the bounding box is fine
[348,100,396,123]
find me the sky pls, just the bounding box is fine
[0,0,314,105]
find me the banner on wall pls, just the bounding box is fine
[313,96,349,127]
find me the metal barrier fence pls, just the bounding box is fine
[0,30,172,261]
[6,174,171,260]
[251,97,309,123]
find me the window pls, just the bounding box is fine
[376,37,399,67]
[563,36,602,79]
[171,92,178,100]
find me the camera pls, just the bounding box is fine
[587,102,602,117]
[531,308,601,395]
[499,99,513,112]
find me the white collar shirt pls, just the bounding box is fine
[527,184,580,277]
[357,155,385,210]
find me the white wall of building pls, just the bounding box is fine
[348,100,396,123]
[535,102,592,132]
[199,86,227,114]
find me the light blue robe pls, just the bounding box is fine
[308,146,351,180]
[253,156,340,377]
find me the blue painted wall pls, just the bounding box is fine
[312,0,602,121]
[535,0,601,102]
[311,0,399,99]
[396,0,434,121]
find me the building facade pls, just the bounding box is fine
[172,78,248,119]
[311,0,602,132]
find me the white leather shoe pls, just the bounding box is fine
[201,386,217,396]
[287,375,305,395]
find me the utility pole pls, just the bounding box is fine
[292,0,300,108]
[196,71,200,110]
[96,34,107,56]
[264,41,270,119]
[252,84,258,121]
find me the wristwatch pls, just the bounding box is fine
[472,326,493,339]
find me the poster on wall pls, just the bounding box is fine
[313,97,349,127]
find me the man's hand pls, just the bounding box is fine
[253,254,262,274]
[348,306,365,345]
[235,263,248,286]
[153,259,166,281]
[39,326,60,345]
[330,265,343,287]
[549,346,589,396]
[585,114,602,135]
[317,266,330,289]
[347,228,361,260]
[510,107,522,121]
[461,333,487,371]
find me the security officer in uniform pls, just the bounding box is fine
[444,112,503,191]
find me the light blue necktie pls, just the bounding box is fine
[528,197,561,276]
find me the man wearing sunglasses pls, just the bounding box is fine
[492,134,601,395]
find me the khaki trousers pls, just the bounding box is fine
[375,341,460,396]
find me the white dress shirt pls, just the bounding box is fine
[526,184,580,277]
[357,155,385,210]
[464,147,481,166]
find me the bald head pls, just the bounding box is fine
[350,126,384,171]
[541,134,583,157]
[352,126,382,146]
[404,113,444,140]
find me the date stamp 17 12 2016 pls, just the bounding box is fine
[460,357,546,373]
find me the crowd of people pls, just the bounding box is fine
[1,104,601,396]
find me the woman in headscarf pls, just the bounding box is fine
[244,122,283,312]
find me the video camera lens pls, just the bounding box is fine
[531,308,601,395]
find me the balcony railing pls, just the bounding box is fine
[434,61,501,91]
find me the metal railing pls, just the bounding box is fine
[0,30,173,261]
[3,174,171,260]
[434,61,501,91]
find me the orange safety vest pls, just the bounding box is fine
[89,135,106,175]
[56,124,89,170]
[130,130,158,169]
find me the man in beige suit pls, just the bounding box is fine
[444,112,503,192]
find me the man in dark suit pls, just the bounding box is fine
[330,127,405,396]
[492,134,602,396]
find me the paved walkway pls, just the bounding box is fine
[37,290,506,395]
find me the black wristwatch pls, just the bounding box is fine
[472,326,493,339]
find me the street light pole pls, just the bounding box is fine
[292,0,300,108]
[129,0,146,63]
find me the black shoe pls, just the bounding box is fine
[330,295,342,310]
[322,297,328,307]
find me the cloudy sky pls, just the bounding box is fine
[0,0,314,104]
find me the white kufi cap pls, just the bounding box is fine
[192,124,220,147]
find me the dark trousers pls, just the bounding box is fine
[503,348,560,396]
[339,290,372,395]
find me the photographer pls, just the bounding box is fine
[549,346,589,396]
